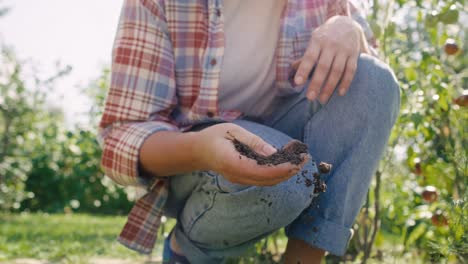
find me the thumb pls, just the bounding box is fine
[244,134,277,156]
[229,127,277,156]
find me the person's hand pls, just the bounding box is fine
[292,15,369,104]
[194,123,308,186]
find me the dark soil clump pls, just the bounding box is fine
[226,131,330,193]
[304,178,313,187]
[227,132,308,165]
[318,162,332,174]
[313,162,331,193]
[313,172,327,194]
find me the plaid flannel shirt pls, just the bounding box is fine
[97,0,376,254]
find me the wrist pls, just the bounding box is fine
[187,130,210,171]
[351,20,370,54]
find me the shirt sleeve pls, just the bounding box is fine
[97,0,178,187]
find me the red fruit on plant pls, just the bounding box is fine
[444,39,459,55]
[453,95,468,107]
[422,186,438,203]
[413,162,422,175]
[431,210,448,227]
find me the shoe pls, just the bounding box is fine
[162,231,190,264]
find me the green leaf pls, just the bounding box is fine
[405,222,428,246]
[410,113,424,128]
[404,67,418,82]
[439,5,459,25]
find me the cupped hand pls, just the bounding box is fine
[194,123,309,186]
[293,15,369,104]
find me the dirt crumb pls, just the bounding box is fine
[313,172,327,193]
[318,162,332,174]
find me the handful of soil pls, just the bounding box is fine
[227,132,308,166]
[226,131,330,194]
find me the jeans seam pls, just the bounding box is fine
[303,102,327,145]
[214,173,229,193]
[186,191,218,239]
[268,96,307,128]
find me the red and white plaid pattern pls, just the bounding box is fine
[98,0,375,254]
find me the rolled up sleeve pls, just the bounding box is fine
[97,0,178,186]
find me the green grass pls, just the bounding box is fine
[0,213,173,263]
[0,213,444,264]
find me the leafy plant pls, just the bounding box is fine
[0,46,132,215]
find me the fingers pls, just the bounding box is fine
[257,163,300,184]
[226,127,277,156]
[319,54,347,103]
[221,127,311,186]
[298,153,310,169]
[337,55,358,96]
[237,162,300,186]
[306,49,334,101]
[224,149,311,186]
[294,40,320,86]
[230,165,303,186]
[291,58,301,70]
[297,50,358,103]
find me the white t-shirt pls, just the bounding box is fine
[218,0,286,118]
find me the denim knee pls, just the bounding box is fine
[260,173,317,225]
[215,170,316,224]
[353,54,401,125]
[183,172,317,249]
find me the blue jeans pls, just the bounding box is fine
[163,54,401,263]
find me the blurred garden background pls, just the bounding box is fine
[0,0,466,263]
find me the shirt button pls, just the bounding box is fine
[207,111,215,118]
[210,58,217,66]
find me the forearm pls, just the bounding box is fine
[139,131,204,177]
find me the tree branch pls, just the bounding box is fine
[0,115,12,161]
[362,170,382,264]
